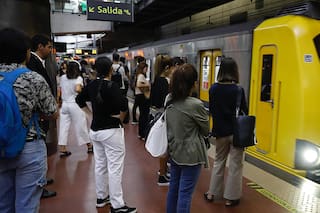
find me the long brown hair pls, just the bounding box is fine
[135,61,148,77]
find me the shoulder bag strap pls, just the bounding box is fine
[235,86,242,117]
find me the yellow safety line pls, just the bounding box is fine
[247,183,298,213]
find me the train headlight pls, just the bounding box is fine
[302,147,318,164]
[295,139,320,169]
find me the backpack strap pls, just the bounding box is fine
[115,65,121,73]
[0,67,30,84]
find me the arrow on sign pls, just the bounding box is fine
[88,7,95,13]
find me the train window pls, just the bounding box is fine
[313,34,320,59]
[260,54,273,102]
[214,56,222,82]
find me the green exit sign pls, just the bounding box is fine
[87,0,134,23]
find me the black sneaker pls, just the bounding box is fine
[96,195,110,208]
[157,175,170,186]
[110,205,137,213]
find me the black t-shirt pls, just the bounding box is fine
[76,79,128,131]
[151,76,169,108]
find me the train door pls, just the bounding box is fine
[255,46,277,153]
[199,50,222,129]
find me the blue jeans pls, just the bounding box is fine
[0,140,47,213]
[166,160,201,213]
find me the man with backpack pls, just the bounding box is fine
[0,28,58,213]
[112,53,130,124]
[112,53,126,96]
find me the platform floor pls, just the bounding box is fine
[38,119,320,213]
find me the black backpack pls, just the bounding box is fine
[111,65,123,88]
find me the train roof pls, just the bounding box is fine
[128,19,263,51]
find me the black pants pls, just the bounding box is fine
[135,94,150,138]
[132,94,139,122]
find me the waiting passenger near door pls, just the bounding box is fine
[76,56,137,213]
[135,62,151,140]
[204,57,248,207]
[151,54,173,186]
[165,64,209,213]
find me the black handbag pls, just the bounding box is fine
[233,87,256,148]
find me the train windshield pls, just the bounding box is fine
[313,34,320,60]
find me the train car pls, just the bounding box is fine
[107,2,320,183]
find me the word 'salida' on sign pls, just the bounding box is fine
[87,0,134,23]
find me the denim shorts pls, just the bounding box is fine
[0,140,47,213]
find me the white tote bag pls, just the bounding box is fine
[145,112,168,157]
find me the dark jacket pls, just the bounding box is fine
[27,53,54,132]
[27,53,54,95]
[209,83,248,138]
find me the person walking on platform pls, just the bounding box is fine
[27,33,57,199]
[0,28,58,213]
[165,64,209,213]
[204,57,247,207]
[57,61,93,157]
[76,56,137,213]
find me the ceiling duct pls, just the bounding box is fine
[276,0,320,19]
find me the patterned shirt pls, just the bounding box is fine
[0,63,57,139]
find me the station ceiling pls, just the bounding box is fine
[132,0,234,27]
[100,0,234,52]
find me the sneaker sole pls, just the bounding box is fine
[96,201,110,208]
[110,208,137,213]
[157,182,170,186]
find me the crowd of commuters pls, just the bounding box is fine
[0,26,249,213]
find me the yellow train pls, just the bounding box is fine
[103,2,320,183]
[247,12,320,182]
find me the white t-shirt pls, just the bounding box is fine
[60,75,83,103]
[135,73,148,95]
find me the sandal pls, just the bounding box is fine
[225,199,240,207]
[203,192,214,202]
[60,151,72,158]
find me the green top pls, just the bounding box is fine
[166,95,209,168]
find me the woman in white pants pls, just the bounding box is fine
[76,56,136,213]
[58,61,92,157]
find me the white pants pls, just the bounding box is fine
[90,128,125,209]
[208,135,244,200]
[58,102,90,146]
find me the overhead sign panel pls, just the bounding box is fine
[87,0,134,23]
